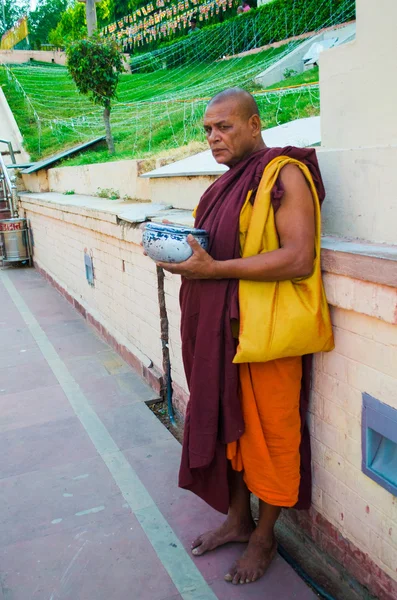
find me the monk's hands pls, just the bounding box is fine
[157,235,218,279]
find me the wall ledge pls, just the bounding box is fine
[21,193,397,290]
[322,236,397,288]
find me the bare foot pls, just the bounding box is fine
[224,530,277,584]
[191,516,255,556]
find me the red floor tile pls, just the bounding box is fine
[0,359,58,395]
[0,514,179,600]
[0,384,73,432]
[0,456,126,546]
[124,439,186,507]
[0,416,99,479]
[97,402,173,451]
[80,372,158,411]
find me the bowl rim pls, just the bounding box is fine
[144,222,208,236]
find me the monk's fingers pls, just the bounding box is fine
[156,261,179,273]
[187,235,203,253]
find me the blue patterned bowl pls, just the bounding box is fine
[142,222,209,264]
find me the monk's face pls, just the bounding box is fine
[203,99,262,167]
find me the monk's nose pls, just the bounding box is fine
[208,129,221,143]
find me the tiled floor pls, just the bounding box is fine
[0,267,317,600]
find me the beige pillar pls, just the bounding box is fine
[318,0,397,244]
[320,0,397,148]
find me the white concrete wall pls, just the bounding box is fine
[254,35,321,87]
[149,175,216,211]
[318,147,397,245]
[0,50,67,66]
[254,22,355,88]
[320,1,397,148]
[47,160,152,201]
[0,50,131,72]
[0,88,30,165]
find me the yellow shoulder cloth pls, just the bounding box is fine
[234,155,334,363]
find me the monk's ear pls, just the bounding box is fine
[250,114,262,138]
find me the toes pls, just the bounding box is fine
[192,545,205,556]
[232,572,241,585]
[191,537,205,555]
[245,570,256,584]
[224,566,236,583]
[239,572,249,584]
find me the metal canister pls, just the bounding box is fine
[0,218,30,263]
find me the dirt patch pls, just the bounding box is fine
[149,400,185,445]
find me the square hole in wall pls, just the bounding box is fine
[362,393,397,496]
[84,251,94,287]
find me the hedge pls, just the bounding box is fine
[130,0,355,70]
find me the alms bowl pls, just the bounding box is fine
[142,222,209,264]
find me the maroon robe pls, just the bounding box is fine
[178,146,326,514]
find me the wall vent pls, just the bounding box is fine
[84,251,94,286]
[362,393,397,496]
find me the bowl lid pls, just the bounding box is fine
[145,222,208,236]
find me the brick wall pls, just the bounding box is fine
[21,195,397,598]
[24,199,163,372]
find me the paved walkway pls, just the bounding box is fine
[0,267,316,600]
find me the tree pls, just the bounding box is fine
[47,0,141,47]
[0,0,30,37]
[48,3,86,47]
[28,0,68,48]
[66,36,125,153]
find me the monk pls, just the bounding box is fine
[156,88,327,585]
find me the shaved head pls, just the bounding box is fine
[204,87,265,167]
[207,88,260,121]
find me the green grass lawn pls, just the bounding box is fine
[265,66,319,90]
[0,44,320,166]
